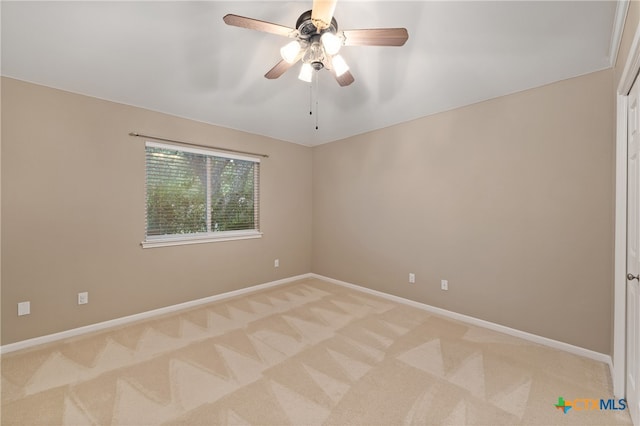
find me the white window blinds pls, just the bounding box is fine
[144,141,261,247]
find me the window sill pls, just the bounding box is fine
[141,230,262,249]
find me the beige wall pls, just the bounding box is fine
[312,69,615,354]
[1,77,313,344]
[1,67,618,353]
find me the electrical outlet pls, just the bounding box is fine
[78,292,89,305]
[274,259,279,268]
[409,273,415,284]
[441,280,448,291]
[18,301,30,316]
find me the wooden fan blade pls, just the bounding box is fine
[265,50,303,79]
[265,60,294,79]
[335,70,355,87]
[342,28,409,46]
[223,14,295,37]
[311,0,337,30]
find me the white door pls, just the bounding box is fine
[627,75,640,426]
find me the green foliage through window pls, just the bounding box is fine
[145,143,259,239]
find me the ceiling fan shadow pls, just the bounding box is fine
[374,2,424,103]
[234,70,291,107]
[179,2,225,93]
[183,35,222,93]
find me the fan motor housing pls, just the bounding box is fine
[296,10,338,39]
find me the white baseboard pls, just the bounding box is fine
[311,273,613,366]
[2,272,613,368]
[0,273,313,355]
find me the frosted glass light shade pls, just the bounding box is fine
[299,63,313,82]
[280,41,301,64]
[321,32,341,55]
[332,54,349,77]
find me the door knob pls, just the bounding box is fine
[628,273,639,281]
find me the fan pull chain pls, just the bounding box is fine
[307,72,320,130]
[314,71,319,130]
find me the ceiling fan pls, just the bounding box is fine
[223,0,409,87]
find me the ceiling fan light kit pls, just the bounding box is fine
[223,0,408,87]
[304,41,327,71]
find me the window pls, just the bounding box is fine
[143,141,261,248]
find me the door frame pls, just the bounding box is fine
[616,7,640,399]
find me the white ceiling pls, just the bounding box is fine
[1,1,621,146]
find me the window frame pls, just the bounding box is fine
[142,141,262,249]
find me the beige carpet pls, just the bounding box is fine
[0,278,632,425]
